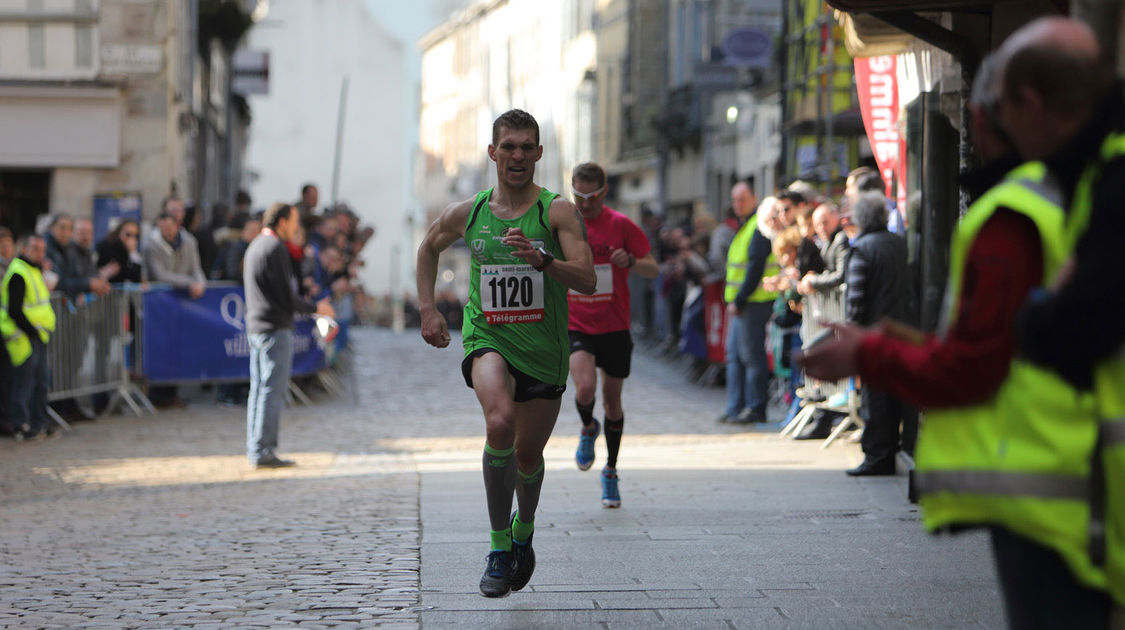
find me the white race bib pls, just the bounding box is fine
[480,264,545,324]
[570,263,614,303]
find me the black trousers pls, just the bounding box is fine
[0,348,9,431]
[860,387,915,464]
[990,528,1113,629]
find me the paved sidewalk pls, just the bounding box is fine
[0,328,1004,629]
[414,434,1002,629]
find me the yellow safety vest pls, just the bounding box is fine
[724,214,780,304]
[915,161,1105,593]
[0,258,56,367]
[1069,132,1125,606]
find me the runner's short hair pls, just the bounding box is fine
[572,162,606,188]
[492,109,539,144]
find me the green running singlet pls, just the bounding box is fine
[462,187,569,386]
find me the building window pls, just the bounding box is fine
[75,24,93,67]
[27,23,44,69]
[0,0,100,79]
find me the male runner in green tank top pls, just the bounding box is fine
[416,109,596,598]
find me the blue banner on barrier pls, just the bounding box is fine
[142,286,324,383]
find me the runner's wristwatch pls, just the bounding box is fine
[533,247,555,271]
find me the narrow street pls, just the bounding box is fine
[0,328,1003,629]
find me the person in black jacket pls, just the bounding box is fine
[44,214,111,302]
[95,220,144,284]
[844,192,915,476]
[243,203,333,469]
[211,214,260,282]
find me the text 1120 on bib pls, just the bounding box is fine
[480,264,545,324]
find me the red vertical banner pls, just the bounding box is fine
[855,56,900,199]
[704,281,728,364]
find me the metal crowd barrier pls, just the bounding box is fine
[124,283,343,406]
[780,284,866,445]
[46,289,155,427]
[799,285,848,401]
[37,283,353,430]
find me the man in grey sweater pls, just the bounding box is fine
[143,209,207,408]
[143,212,206,298]
[243,202,333,469]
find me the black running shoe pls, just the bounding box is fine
[479,550,512,597]
[509,512,536,591]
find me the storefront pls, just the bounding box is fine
[0,85,122,234]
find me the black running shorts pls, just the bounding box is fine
[567,329,634,379]
[461,348,567,402]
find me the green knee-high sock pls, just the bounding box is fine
[513,459,545,543]
[605,416,624,468]
[576,398,596,428]
[483,443,517,551]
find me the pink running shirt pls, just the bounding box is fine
[567,205,652,335]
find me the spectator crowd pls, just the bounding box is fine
[0,182,376,441]
[624,165,916,475]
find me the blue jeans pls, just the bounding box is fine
[10,340,50,435]
[724,301,773,417]
[246,330,293,463]
[783,332,804,426]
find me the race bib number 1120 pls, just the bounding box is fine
[480,264,544,324]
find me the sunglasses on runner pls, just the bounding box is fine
[572,186,605,200]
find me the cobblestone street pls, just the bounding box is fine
[0,328,1004,629]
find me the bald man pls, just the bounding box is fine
[708,182,757,277]
[1002,17,1125,389]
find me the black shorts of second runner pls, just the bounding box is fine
[568,329,634,379]
[461,348,567,403]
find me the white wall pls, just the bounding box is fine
[245,0,407,296]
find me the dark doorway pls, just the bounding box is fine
[0,170,51,238]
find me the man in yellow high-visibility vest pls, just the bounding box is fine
[803,20,1121,626]
[720,188,785,425]
[1,234,56,442]
[1004,17,1125,617]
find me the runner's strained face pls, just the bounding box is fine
[572,178,605,220]
[489,127,542,190]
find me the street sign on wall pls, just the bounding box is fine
[92,191,142,244]
[100,44,163,74]
[232,50,269,95]
[722,28,773,67]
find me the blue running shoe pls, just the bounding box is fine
[576,419,600,471]
[479,550,512,598]
[601,466,621,508]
